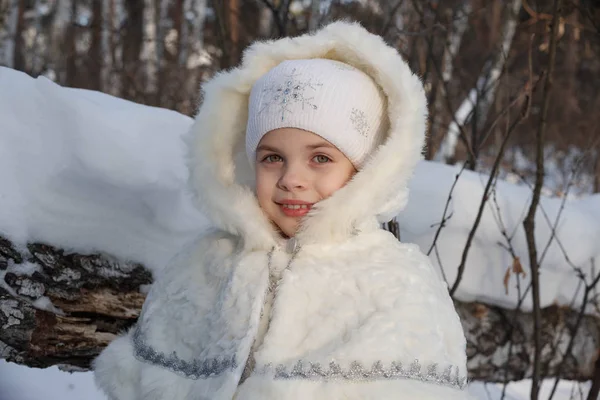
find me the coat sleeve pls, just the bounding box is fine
[92,229,239,400]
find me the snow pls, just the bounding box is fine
[6,261,41,277]
[399,161,600,311]
[0,66,598,398]
[468,379,591,400]
[0,67,207,274]
[0,357,591,400]
[0,360,107,400]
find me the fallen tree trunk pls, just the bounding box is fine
[1,235,599,381]
[0,236,151,369]
[458,301,600,382]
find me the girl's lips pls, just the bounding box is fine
[278,202,312,218]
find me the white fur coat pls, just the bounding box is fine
[93,21,472,400]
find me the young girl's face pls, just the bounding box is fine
[255,128,356,238]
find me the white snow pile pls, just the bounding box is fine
[0,66,599,399]
[401,162,600,311]
[0,67,207,273]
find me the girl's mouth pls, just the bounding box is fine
[279,203,312,217]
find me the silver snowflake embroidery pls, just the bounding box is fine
[259,68,322,121]
[350,108,369,137]
[255,359,468,390]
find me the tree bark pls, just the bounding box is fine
[459,301,600,382]
[0,236,151,369]
[1,235,599,381]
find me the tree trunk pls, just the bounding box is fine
[434,0,523,166]
[13,0,26,71]
[87,0,103,91]
[1,234,599,381]
[226,0,239,68]
[428,0,471,160]
[154,0,170,104]
[65,0,78,87]
[122,0,144,101]
[0,0,20,68]
[142,0,157,96]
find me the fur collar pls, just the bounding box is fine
[185,21,427,251]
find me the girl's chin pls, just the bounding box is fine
[274,220,299,239]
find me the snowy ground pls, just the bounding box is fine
[1,67,598,399]
[0,360,106,400]
[0,359,590,400]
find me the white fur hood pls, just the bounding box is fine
[185,21,427,250]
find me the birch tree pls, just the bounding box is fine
[142,0,157,94]
[434,0,523,167]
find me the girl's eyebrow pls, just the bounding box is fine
[256,141,334,153]
[306,142,335,150]
[256,144,280,153]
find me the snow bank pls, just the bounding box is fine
[0,358,590,400]
[0,67,207,273]
[400,162,600,311]
[0,359,107,400]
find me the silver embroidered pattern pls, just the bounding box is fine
[350,108,369,137]
[254,359,468,390]
[131,325,237,380]
[258,68,322,121]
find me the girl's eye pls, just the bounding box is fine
[263,154,282,163]
[313,155,331,164]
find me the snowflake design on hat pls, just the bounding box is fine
[350,108,369,137]
[259,68,323,121]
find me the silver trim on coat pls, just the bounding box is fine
[131,325,238,380]
[253,359,468,390]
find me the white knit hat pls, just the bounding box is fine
[245,58,388,168]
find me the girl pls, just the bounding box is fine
[94,21,471,400]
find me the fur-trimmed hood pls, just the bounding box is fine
[185,21,427,249]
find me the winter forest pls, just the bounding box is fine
[0,0,600,399]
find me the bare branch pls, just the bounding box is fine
[522,0,562,397]
[450,82,534,297]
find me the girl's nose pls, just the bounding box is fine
[277,165,307,191]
